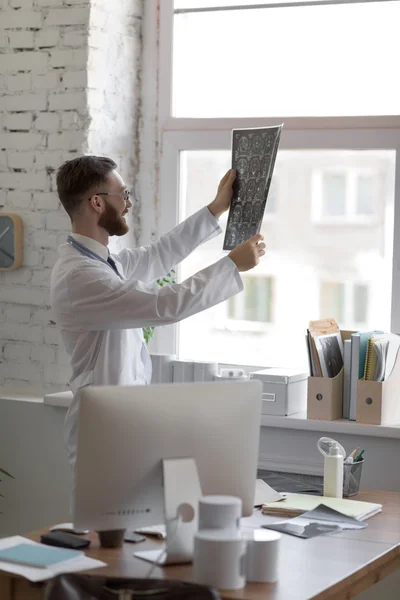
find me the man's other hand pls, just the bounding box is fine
[228,234,266,272]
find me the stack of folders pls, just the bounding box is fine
[262,494,382,521]
[306,321,400,420]
[343,331,400,420]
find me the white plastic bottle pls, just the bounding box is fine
[323,442,344,498]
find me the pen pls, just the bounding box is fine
[349,447,360,460]
[344,447,359,464]
[354,449,365,462]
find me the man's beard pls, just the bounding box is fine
[98,201,129,236]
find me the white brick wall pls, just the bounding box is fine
[0,0,143,392]
[88,0,143,252]
[0,0,90,391]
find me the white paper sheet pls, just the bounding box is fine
[0,536,107,582]
[254,478,284,506]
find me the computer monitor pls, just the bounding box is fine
[73,381,262,560]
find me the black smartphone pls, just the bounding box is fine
[124,532,146,543]
[40,531,91,550]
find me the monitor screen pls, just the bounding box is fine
[74,381,262,535]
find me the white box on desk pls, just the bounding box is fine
[249,368,308,416]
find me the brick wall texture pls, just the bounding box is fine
[0,0,143,390]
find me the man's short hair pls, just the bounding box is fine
[56,155,117,218]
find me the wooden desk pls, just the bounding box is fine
[2,490,399,600]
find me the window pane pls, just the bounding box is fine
[244,278,258,321]
[173,2,400,117]
[177,150,394,368]
[357,175,377,216]
[228,277,273,322]
[320,282,345,324]
[227,296,237,319]
[243,278,273,322]
[322,174,346,217]
[354,284,368,323]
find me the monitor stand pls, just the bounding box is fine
[134,457,202,565]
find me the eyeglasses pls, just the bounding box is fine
[89,190,131,202]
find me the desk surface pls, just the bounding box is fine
[12,490,400,600]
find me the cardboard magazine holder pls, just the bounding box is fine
[307,330,353,421]
[357,344,400,425]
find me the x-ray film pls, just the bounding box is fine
[223,124,283,251]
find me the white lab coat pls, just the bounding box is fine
[50,207,243,467]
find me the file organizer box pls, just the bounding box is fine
[307,330,353,421]
[357,347,400,424]
[250,368,308,416]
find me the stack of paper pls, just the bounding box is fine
[254,478,284,507]
[262,493,382,521]
[263,504,367,539]
[0,536,106,582]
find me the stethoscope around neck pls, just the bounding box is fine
[67,235,121,278]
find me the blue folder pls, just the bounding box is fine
[0,543,82,569]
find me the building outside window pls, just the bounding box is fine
[228,276,274,324]
[320,281,369,330]
[313,169,380,222]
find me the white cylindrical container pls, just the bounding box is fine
[194,530,246,590]
[244,529,281,583]
[323,442,344,498]
[198,496,242,532]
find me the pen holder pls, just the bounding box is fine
[307,369,343,421]
[343,459,364,497]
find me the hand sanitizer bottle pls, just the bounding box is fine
[323,442,344,498]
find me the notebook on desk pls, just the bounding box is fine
[262,493,382,521]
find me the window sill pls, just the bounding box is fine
[0,388,44,404]
[261,411,400,439]
[34,391,400,439]
[43,391,73,408]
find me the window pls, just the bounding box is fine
[357,175,378,216]
[320,282,369,329]
[172,0,400,118]
[142,0,400,369]
[313,168,381,222]
[354,284,369,324]
[322,174,347,217]
[320,282,345,324]
[228,277,274,323]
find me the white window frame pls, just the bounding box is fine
[141,0,400,357]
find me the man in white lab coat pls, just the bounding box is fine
[50,156,265,468]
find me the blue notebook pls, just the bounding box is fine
[0,543,83,569]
